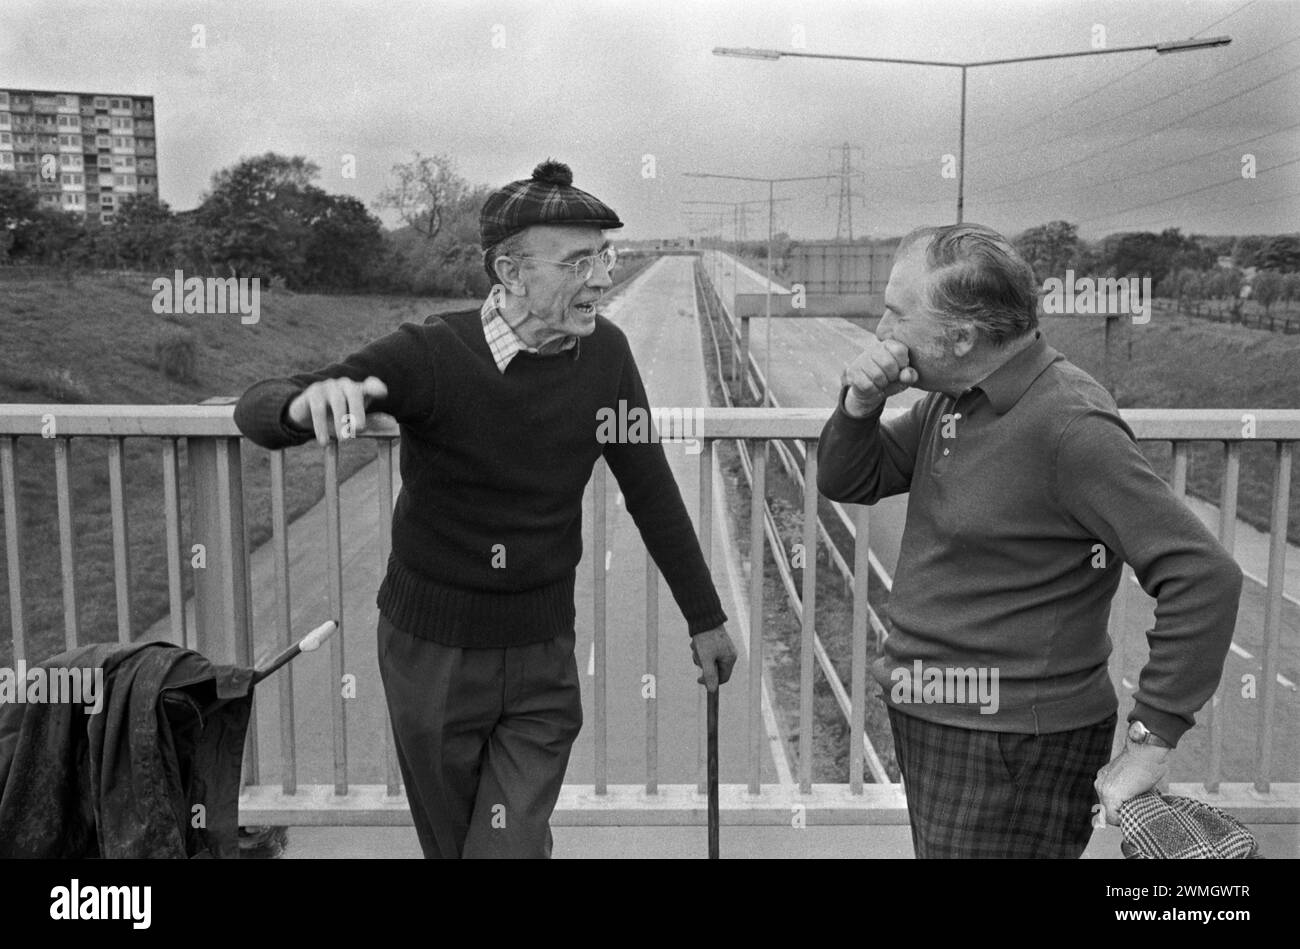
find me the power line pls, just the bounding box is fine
[1082,186,1300,232]
[976,120,1300,209]
[1075,155,1300,225]
[977,61,1300,197]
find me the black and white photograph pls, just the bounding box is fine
[0,0,1295,922]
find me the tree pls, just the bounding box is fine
[108,194,180,270]
[298,191,386,290]
[197,153,323,282]
[1014,220,1080,281]
[375,152,469,242]
[0,172,47,260]
[1257,235,1300,272]
[1252,270,1283,325]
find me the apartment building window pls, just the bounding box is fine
[111,116,132,130]
[0,132,9,145]
[58,114,77,128]
[0,154,13,169]
[94,97,107,109]
[62,193,84,207]
[96,135,111,147]
[100,194,115,207]
[59,95,77,109]
[95,116,110,129]
[59,153,82,169]
[16,135,33,147]
[61,173,84,186]
[0,92,8,107]
[0,113,9,129]
[113,136,130,148]
[98,156,112,169]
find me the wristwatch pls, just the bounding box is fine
[1127,720,1172,749]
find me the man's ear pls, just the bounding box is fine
[493,254,527,296]
[950,321,978,357]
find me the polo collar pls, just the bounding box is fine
[971,331,1062,415]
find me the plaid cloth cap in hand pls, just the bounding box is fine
[1118,791,1259,859]
[480,159,623,250]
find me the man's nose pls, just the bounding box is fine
[875,312,894,340]
[587,261,614,289]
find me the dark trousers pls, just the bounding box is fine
[377,615,583,858]
[887,707,1117,859]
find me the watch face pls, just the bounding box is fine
[1128,721,1148,742]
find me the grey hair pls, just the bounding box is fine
[896,223,1039,346]
[482,230,529,285]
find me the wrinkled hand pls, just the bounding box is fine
[841,338,917,417]
[1094,743,1171,825]
[691,626,737,693]
[288,376,388,445]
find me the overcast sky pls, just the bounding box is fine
[3,0,1296,241]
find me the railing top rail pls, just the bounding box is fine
[1,404,1300,440]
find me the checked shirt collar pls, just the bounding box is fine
[481,284,579,374]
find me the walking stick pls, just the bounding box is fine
[707,687,719,859]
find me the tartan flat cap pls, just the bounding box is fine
[1118,791,1260,859]
[480,159,623,250]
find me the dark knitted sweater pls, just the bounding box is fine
[233,309,726,647]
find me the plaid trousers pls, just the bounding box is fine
[888,707,1118,859]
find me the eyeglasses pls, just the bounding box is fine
[510,246,618,281]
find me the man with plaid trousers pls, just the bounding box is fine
[234,160,737,857]
[817,223,1242,858]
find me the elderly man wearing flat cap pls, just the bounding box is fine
[234,159,737,858]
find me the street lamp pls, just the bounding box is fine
[684,171,834,405]
[713,36,1231,222]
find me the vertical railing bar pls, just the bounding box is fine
[215,438,256,785]
[55,438,80,650]
[1171,441,1188,499]
[270,450,297,796]
[645,551,659,795]
[1,437,25,663]
[593,457,608,795]
[376,439,401,797]
[850,503,870,793]
[747,440,768,795]
[1255,442,1292,793]
[107,436,132,643]
[323,441,348,795]
[797,443,819,794]
[697,439,713,795]
[1207,441,1240,794]
[161,439,185,647]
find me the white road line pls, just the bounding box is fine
[587,641,595,677]
[616,491,623,507]
[605,550,612,571]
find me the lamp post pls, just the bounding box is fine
[714,36,1231,223]
[684,171,834,405]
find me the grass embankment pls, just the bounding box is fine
[0,255,653,666]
